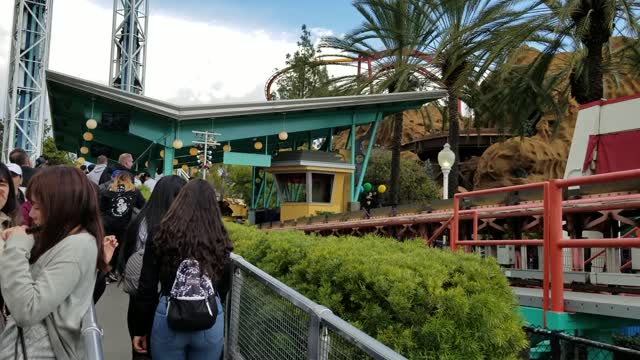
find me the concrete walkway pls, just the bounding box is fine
[96,284,132,360]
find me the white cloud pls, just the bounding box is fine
[0,0,302,113]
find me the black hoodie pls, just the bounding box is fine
[98,162,135,185]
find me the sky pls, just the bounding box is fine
[0,0,361,114]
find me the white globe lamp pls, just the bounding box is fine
[437,143,455,200]
[86,119,98,130]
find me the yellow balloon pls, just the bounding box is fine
[82,132,93,141]
[181,164,189,171]
[377,184,387,193]
[173,159,178,166]
[160,149,164,158]
[189,147,198,156]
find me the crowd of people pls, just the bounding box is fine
[0,148,232,359]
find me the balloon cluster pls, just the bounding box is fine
[359,182,387,194]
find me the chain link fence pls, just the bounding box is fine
[225,254,407,360]
[523,326,640,360]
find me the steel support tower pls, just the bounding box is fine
[109,0,149,95]
[3,0,53,161]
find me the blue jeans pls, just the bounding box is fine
[150,296,224,360]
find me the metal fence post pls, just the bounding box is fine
[81,304,104,360]
[550,332,561,360]
[548,180,565,313]
[307,313,321,360]
[225,265,244,360]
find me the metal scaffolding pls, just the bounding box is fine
[3,0,53,161]
[109,0,149,95]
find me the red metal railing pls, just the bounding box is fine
[450,182,552,325]
[450,168,640,327]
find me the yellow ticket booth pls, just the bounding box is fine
[268,151,355,221]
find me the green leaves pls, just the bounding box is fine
[226,223,528,359]
[42,137,74,165]
[364,149,439,204]
[273,25,332,100]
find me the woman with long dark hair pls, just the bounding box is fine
[132,180,233,360]
[0,162,21,333]
[0,162,20,229]
[0,166,107,359]
[119,175,186,359]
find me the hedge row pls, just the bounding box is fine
[226,223,527,359]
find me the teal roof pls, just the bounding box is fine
[46,70,446,167]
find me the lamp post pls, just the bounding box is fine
[437,143,455,200]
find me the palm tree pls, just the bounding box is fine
[322,0,527,202]
[548,0,639,104]
[506,1,640,106]
[472,0,639,148]
[321,0,437,206]
[416,0,538,197]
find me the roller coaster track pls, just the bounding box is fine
[265,51,439,100]
[264,192,640,239]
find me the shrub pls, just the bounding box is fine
[226,223,527,359]
[138,184,151,201]
[364,149,439,205]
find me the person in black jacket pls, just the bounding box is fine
[100,171,145,276]
[118,175,186,359]
[132,180,233,360]
[99,153,136,185]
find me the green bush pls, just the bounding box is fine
[227,223,527,359]
[364,149,439,205]
[138,184,151,201]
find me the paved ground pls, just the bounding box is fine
[96,284,132,360]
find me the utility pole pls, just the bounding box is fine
[192,130,220,179]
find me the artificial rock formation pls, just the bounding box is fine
[332,104,448,150]
[331,38,639,190]
[473,37,640,189]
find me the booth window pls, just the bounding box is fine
[311,173,334,203]
[275,173,307,203]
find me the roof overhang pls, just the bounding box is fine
[46,70,447,121]
[46,70,446,168]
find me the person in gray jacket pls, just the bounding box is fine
[0,165,107,360]
[87,155,108,185]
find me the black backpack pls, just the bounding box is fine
[166,259,217,331]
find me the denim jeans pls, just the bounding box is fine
[150,296,224,360]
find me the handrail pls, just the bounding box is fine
[548,173,640,313]
[229,254,408,360]
[81,304,104,360]
[450,170,640,320]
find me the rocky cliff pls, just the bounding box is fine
[473,38,640,189]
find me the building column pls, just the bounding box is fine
[163,146,175,176]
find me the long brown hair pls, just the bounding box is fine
[27,166,107,271]
[154,179,232,281]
